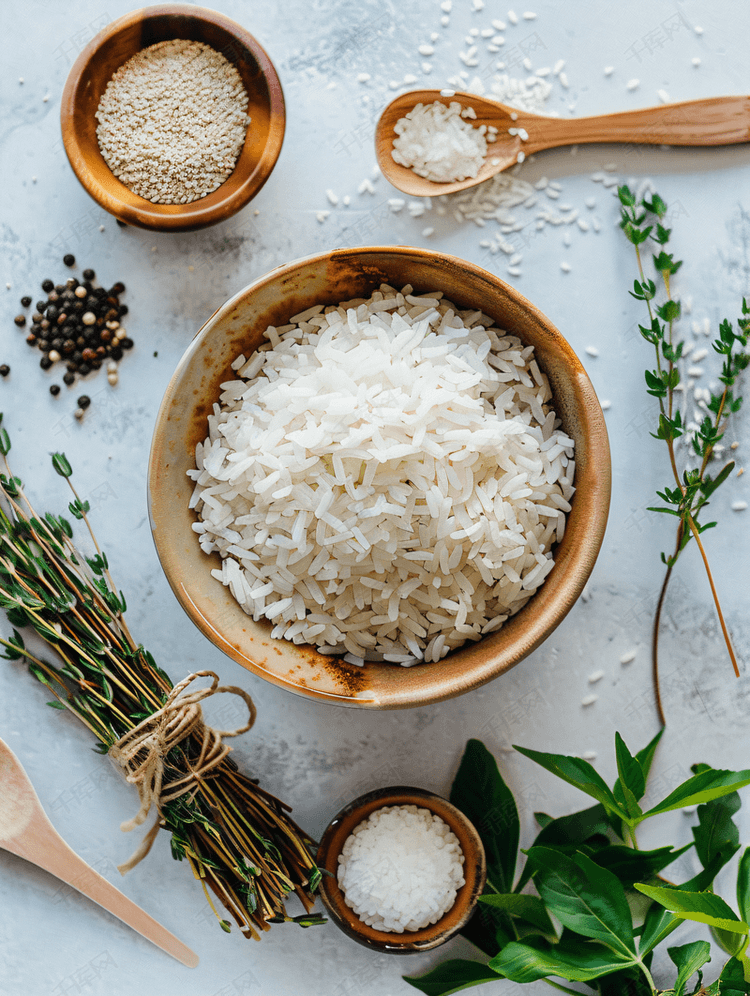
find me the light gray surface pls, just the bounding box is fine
[1,1,749,994]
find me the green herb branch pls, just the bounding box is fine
[0,420,325,938]
[405,735,750,996]
[618,186,748,722]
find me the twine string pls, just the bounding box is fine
[109,670,256,874]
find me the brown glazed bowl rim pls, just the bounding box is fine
[148,246,611,708]
[60,4,285,232]
[316,786,487,953]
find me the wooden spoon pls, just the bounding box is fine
[376,90,750,196]
[0,736,198,968]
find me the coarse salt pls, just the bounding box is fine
[337,805,465,933]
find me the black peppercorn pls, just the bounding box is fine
[20,296,31,308]
[120,338,134,350]
[42,279,54,292]
[94,287,107,299]
[82,268,95,280]
[78,363,90,376]
[77,395,91,409]
[72,351,83,363]
[30,324,41,335]
[50,384,60,396]
[63,254,75,267]
[14,314,26,327]
[55,284,65,294]
[51,338,63,351]
[36,300,47,312]
[112,282,125,295]
[32,312,43,323]
[40,319,50,331]
[66,277,78,289]
[119,304,129,316]
[26,333,37,346]
[39,340,50,352]
[47,290,59,302]
[110,347,123,360]
[0,365,10,377]
[40,356,52,370]
[76,337,85,348]
[63,339,75,354]
[63,372,75,386]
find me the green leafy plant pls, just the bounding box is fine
[618,186,748,721]
[0,420,324,938]
[404,737,750,996]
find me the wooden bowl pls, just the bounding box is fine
[60,5,285,232]
[316,787,487,953]
[148,247,611,708]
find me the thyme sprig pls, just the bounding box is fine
[0,422,325,938]
[618,186,748,723]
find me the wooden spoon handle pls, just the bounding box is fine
[520,96,750,154]
[6,820,199,968]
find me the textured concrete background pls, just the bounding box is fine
[1,1,749,993]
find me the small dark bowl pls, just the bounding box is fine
[60,5,285,231]
[316,786,487,953]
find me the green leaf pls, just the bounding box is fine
[489,937,635,984]
[692,791,741,875]
[0,428,11,456]
[513,745,627,822]
[668,940,711,996]
[458,902,512,957]
[515,802,612,892]
[525,847,635,955]
[478,893,556,936]
[451,740,519,894]
[643,768,750,818]
[51,453,73,478]
[403,960,502,996]
[738,848,750,927]
[712,925,746,957]
[635,728,663,782]
[635,884,750,934]
[706,957,750,994]
[638,865,725,956]
[613,732,645,818]
[593,842,693,887]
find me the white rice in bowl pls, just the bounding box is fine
[188,283,575,667]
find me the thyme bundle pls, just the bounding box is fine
[618,187,748,722]
[0,423,324,938]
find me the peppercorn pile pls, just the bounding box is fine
[12,258,132,393]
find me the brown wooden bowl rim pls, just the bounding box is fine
[148,246,611,708]
[316,786,487,952]
[60,4,285,231]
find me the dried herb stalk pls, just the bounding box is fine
[0,425,324,937]
[618,187,748,723]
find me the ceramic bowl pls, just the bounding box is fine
[60,5,285,232]
[316,786,487,953]
[148,247,611,708]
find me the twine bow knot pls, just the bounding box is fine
[109,670,256,874]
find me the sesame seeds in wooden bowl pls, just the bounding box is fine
[60,5,285,232]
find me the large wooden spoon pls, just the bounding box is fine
[376,90,750,196]
[0,736,198,968]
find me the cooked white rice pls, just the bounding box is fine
[391,101,491,183]
[188,283,575,666]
